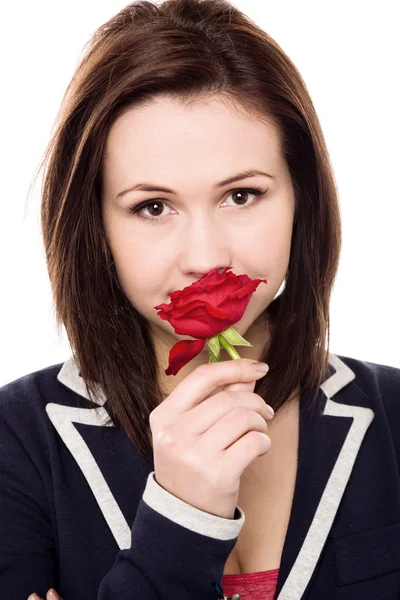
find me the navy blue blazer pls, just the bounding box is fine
[0,352,399,600]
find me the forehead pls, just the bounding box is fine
[102,96,283,185]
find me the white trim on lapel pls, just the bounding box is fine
[276,353,375,600]
[56,355,107,406]
[47,356,132,550]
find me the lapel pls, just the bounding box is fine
[50,352,375,600]
[46,358,134,550]
[274,353,375,600]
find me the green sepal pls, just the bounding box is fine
[207,334,221,361]
[219,325,253,347]
[208,352,219,363]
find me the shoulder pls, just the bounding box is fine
[0,363,64,407]
[0,357,105,442]
[0,361,65,413]
[335,353,400,403]
[0,363,67,487]
[334,352,400,451]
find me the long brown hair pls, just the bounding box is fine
[34,0,341,460]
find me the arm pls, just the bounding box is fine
[98,471,244,599]
[0,416,243,600]
[0,417,58,600]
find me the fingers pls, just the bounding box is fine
[157,358,267,416]
[27,589,63,600]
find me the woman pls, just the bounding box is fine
[1,0,399,599]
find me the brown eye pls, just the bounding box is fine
[224,188,264,207]
[139,201,166,217]
[127,200,172,219]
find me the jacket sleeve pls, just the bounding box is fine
[98,471,245,599]
[0,416,58,600]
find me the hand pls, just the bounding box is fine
[150,358,273,519]
[28,589,63,600]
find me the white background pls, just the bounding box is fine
[1,0,399,386]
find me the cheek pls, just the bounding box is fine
[241,218,293,300]
[116,258,165,299]
[244,215,293,266]
[111,246,173,314]
[103,216,163,288]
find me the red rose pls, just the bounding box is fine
[154,267,267,376]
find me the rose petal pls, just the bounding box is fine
[165,340,206,375]
[165,339,206,376]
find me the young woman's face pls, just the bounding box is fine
[101,95,296,369]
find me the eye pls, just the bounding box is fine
[223,188,264,208]
[126,187,266,222]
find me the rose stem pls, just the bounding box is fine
[218,334,241,360]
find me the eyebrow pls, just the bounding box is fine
[116,169,275,200]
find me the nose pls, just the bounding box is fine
[190,267,228,279]
[180,213,232,280]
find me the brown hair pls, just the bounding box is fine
[34,0,341,460]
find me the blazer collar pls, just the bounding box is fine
[57,355,107,406]
[55,352,375,600]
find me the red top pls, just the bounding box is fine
[221,568,279,599]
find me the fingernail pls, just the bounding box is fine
[28,595,42,600]
[266,404,275,416]
[252,362,269,373]
[49,591,62,600]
